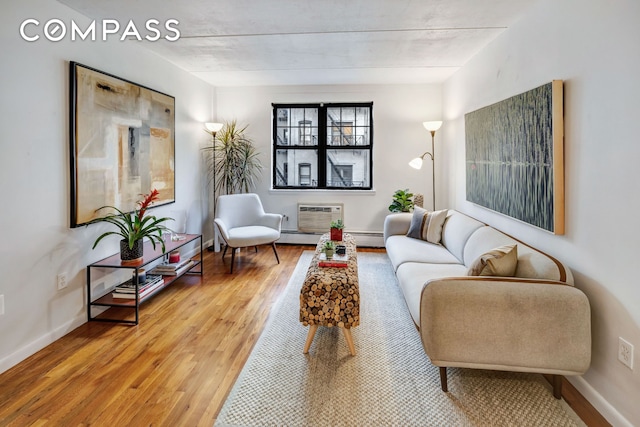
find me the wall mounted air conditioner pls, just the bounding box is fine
[297,203,343,233]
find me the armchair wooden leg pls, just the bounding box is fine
[272,242,280,264]
[229,247,236,274]
[222,245,228,258]
[439,367,448,392]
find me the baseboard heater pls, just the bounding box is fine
[279,230,384,248]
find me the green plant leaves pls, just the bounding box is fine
[388,189,414,212]
[203,119,263,196]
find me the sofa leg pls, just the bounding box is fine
[552,374,562,399]
[439,367,448,392]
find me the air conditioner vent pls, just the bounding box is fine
[297,203,343,233]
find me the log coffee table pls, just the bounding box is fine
[300,233,359,356]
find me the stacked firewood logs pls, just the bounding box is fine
[300,234,359,329]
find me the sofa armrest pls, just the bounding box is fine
[383,213,413,244]
[420,277,591,375]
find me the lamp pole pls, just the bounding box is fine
[428,130,436,211]
[212,133,217,217]
[205,122,223,251]
[409,121,442,211]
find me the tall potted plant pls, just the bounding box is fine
[87,189,173,262]
[206,120,263,196]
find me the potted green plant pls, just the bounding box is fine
[388,189,414,212]
[330,219,344,241]
[87,189,173,262]
[322,240,335,260]
[204,119,263,196]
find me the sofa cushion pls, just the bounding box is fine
[467,244,518,276]
[440,212,485,263]
[386,235,461,271]
[396,262,469,325]
[406,208,448,244]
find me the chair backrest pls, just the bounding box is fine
[216,193,266,229]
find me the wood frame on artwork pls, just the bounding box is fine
[69,61,175,228]
[465,80,564,234]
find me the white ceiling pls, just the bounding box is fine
[57,0,536,86]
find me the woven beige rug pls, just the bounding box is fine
[215,252,585,427]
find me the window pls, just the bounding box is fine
[299,163,311,186]
[272,103,373,189]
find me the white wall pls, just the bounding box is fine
[442,0,640,424]
[0,0,214,372]
[215,84,442,240]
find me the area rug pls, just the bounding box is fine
[215,252,584,427]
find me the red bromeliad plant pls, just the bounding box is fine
[88,189,173,253]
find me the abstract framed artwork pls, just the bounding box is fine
[69,61,175,228]
[465,80,564,234]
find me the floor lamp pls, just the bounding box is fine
[205,122,223,251]
[409,121,443,211]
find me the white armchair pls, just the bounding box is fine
[214,193,283,273]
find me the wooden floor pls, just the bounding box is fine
[0,244,608,426]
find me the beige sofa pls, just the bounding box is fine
[383,210,591,398]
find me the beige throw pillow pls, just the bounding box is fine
[467,244,518,276]
[406,208,448,244]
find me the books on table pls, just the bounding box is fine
[112,274,164,299]
[318,253,348,268]
[148,259,195,276]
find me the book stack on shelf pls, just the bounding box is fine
[318,253,349,268]
[148,258,194,276]
[112,275,164,299]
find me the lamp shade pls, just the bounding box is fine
[205,122,223,133]
[409,157,423,169]
[423,121,443,132]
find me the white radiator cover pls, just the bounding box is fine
[297,203,343,232]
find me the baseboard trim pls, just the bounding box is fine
[0,244,206,376]
[567,376,632,427]
[0,313,86,375]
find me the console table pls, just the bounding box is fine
[86,234,203,325]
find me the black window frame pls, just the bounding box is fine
[272,102,373,190]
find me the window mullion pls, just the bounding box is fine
[317,105,327,188]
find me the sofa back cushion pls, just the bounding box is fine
[441,211,485,263]
[463,226,570,282]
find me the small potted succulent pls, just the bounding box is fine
[87,189,173,262]
[330,219,344,241]
[322,240,336,260]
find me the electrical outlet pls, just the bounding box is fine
[618,337,634,370]
[57,273,67,290]
[0,294,4,316]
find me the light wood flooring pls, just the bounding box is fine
[0,244,609,426]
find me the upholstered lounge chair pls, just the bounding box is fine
[214,193,282,273]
